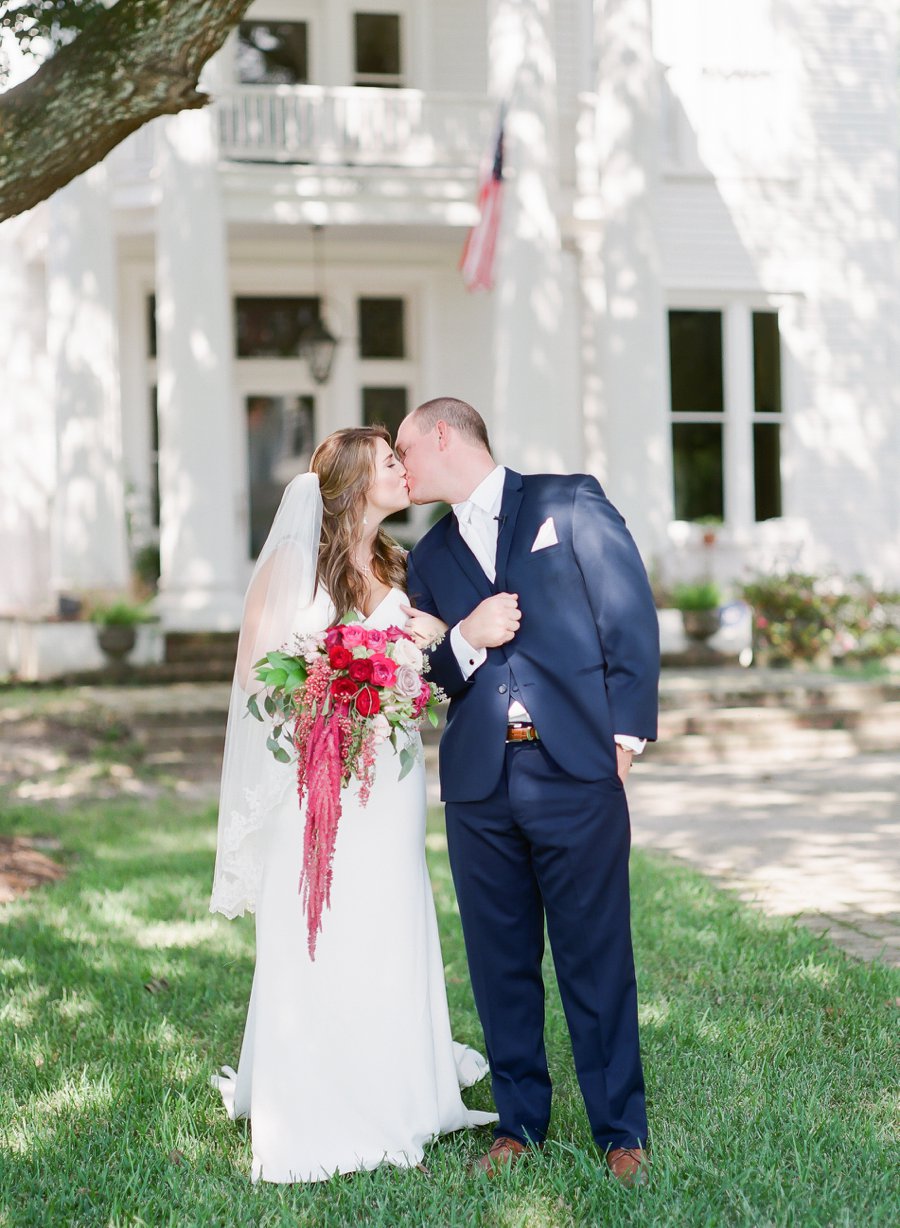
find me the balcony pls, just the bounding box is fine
[215,85,495,171]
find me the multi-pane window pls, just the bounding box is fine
[246,394,316,556]
[236,22,309,85]
[752,311,782,521]
[236,297,321,358]
[358,297,405,359]
[354,13,403,87]
[668,307,783,525]
[669,310,725,522]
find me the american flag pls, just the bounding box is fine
[459,109,505,292]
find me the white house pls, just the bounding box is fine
[1,0,898,648]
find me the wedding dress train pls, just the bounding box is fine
[212,587,496,1182]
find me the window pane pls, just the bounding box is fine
[359,297,405,359]
[354,13,401,76]
[672,423,724,521]
[237,22,309,85]
[150,386,160,527]
[753,422,782,521]
[363,386,408,523]
[752,310,782,414]
[668,310,724,413]
[236,297,321,358]
[247,394,316,556]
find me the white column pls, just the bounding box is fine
[586,0,673,558]
[0,219,55,614]
[488,0,580,473]
[154,108,244,630]
[46,165,130,596]
[723,302,755,537]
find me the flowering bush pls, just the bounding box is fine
[247,616,444,958]
[741,572,900,665]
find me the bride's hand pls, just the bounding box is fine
[399,605,448,649]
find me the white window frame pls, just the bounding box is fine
[667,296,785,537]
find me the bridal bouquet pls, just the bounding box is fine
[248,617,444,958]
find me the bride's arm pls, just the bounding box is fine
[402,607,448,649]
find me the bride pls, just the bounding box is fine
[209,426,496,1182]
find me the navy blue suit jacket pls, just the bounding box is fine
[407,470,660,803]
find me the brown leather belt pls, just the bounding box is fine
[506,724,540,743]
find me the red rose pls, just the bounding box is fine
[329,645,352,669]
[355,684,381,717]
[330,677,358,704]
[348,657,374,683]
[369,653,397,687]
[365,628,388,652]
[325,626,345,650]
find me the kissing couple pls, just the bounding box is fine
[210,396,660,1185]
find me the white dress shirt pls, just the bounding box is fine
[448,466,645,754]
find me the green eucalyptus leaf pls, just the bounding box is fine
[247,694,262,721]
[398,747,416,780]
[273,747,292,764]
[264,694,276,717]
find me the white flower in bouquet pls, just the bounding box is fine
[370,713,391,745]
[391,638,424,672]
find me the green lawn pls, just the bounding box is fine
[0,798,897,1228]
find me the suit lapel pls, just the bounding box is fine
[445,515,494,600]
[494,469,524,591]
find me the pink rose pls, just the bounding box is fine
[413,679,431,717]
[341,624,368,648]
[394,664,421,699]
[369,653,397,687]
[385,625,408,643]
[365,628,388,652]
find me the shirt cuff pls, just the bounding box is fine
[614,735,646,755]
[450,623,487,679]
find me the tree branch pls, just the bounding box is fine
[0,0,254,222]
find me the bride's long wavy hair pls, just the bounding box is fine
[309,426,408,619]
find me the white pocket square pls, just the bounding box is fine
[530,517,559,552]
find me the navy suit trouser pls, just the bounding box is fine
[444,742,647,1151]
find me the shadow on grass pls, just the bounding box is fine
[0,797,898,1226]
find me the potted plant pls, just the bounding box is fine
[672,581,722,643]
[91,599,154,665]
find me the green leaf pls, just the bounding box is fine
[264,694,276,717]
[273,746,292,764]
[246,694,261,721]
[427,707,440,728]
[267,668,287,688]
[284,670,306,693]
[398,746,416,780]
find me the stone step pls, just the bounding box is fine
[658,701,900,740]
[164,632,239,666]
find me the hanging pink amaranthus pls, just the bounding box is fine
[296,703,345,960]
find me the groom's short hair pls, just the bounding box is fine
[412,397,492,453]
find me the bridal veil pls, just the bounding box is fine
[210,473,323,919]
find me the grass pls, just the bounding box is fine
[0,798,897,1228]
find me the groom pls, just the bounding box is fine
[397,398,659,1184]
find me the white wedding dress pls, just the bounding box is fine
[212,587,496,1182]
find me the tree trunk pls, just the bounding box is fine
[0,0,254,222]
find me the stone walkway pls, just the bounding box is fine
[628,753,900,967]
[1,676,897,967]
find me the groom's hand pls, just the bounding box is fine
[460,594,521,649]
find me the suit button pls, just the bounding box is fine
[498,684,508,694]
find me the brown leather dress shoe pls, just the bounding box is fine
[469,1136,528,1178]
[605,1146,650,1186]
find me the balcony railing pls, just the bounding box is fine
[216,85,495,171]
